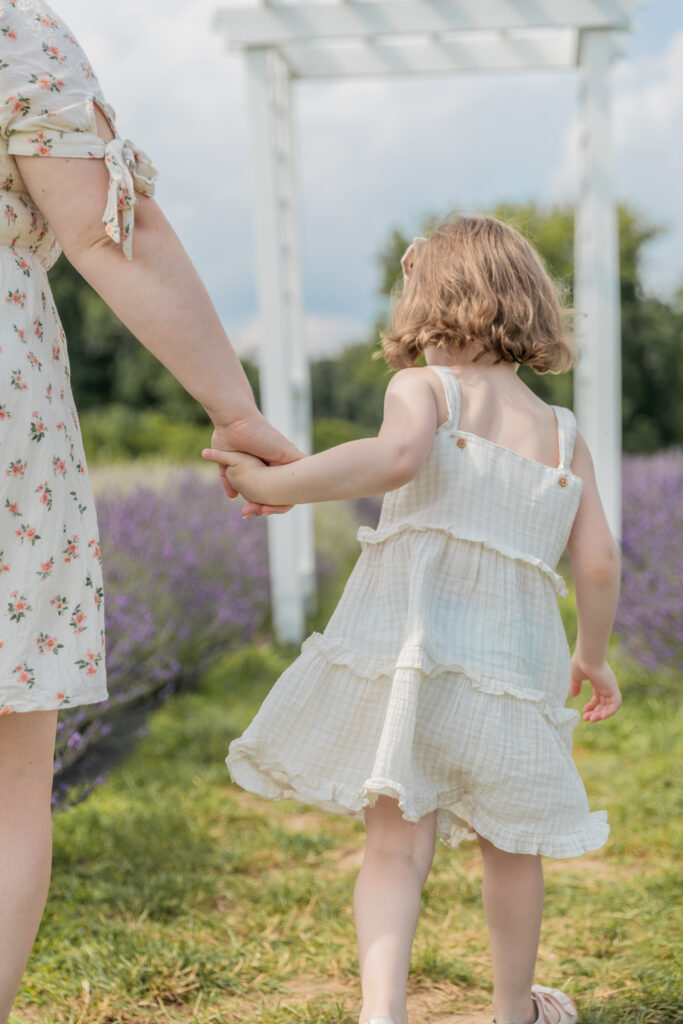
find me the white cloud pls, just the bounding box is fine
[613,30,683,293]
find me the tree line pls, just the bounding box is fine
[49,202,682,459]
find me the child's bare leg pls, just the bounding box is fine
[354,796,436,1024]
[478,835,543,1024]
[0,711,57,1023]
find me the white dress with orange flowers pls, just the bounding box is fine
[0,0,157,712]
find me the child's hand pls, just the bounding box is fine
[208,417,302,513]
[201,449,275,508]
[569,654,622,721]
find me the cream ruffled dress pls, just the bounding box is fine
[227,366,609,857]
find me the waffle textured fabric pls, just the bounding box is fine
[228,365,609,857]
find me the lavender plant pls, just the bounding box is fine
[616,449,683,673]
[53,472,270,803]
[53,449,681,806]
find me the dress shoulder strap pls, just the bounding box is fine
[553,405,578,470]
[428,365,461,430]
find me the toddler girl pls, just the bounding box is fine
[202,216,622,1024]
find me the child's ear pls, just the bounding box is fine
[400,236,427,281]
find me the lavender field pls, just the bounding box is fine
[53,471,271,801]
[52,450,683,803]
[615,449,683,674]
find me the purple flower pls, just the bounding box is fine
[615,449,683,672]
[53,471,272,802]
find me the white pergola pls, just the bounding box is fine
[214,0,633,644]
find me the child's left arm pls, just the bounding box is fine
[201,368,437,507]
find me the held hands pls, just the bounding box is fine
[202,447,276,515]
[207,414,302,516]
[569,653,622,721]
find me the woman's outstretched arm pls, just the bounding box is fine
[15,106,300,501]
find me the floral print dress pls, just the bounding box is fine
[0,0,157,713]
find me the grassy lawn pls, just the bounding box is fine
[9,526,682,1024]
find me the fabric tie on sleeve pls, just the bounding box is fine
[102,138,157,260]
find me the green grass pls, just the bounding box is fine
[10,562,683,1024]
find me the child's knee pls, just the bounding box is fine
[363,841,433,888]
[364,798,436,882]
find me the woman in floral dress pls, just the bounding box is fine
[0,1,297,1016]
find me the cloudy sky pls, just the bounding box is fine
[55,0,683,358]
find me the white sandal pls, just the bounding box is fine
[531,985,578,1024]
[492,985,578,1024]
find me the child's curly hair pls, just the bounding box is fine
[381,215,576,374]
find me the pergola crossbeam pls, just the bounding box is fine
[278,29,576,77]
[214,0,630,48]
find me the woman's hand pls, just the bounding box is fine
[208,413,303,516]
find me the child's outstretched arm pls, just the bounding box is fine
[202,368,437,507]
[567,431,622,721]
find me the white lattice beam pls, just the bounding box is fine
[214,1,631,49]
[279,28,576,77]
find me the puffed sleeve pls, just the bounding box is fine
[0,0,157,258]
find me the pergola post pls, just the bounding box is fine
[246,47,315,643]
[217,1,634,638]
[574,29,622,542]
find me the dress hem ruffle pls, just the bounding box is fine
[303,632,579,731]
[0,685,108,715]
[227,751,609,860]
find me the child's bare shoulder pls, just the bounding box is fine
[387,366,435,389]
[385,366,440,405]
[390,365,446,401]
[386,366,452,428]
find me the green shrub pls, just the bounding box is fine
[80,404,212,463]
[81,407,374,464]
[312,416,369,453]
